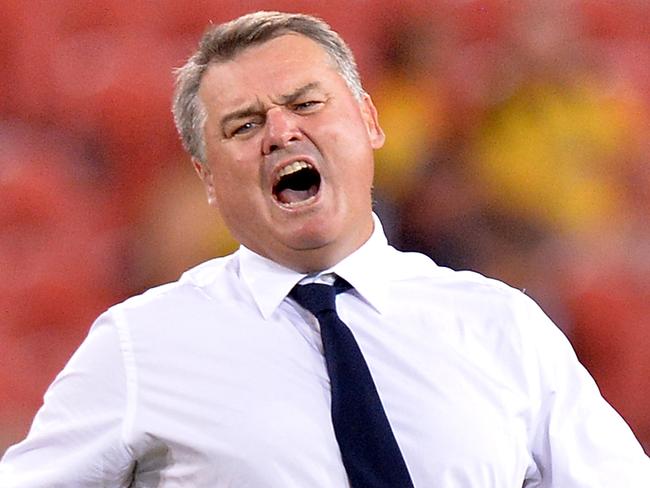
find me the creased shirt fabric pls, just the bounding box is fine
[2,216,649,487]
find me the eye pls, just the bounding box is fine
[229,120,260,138]
[292,100,323,112]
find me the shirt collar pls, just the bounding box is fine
[238,213,390,319]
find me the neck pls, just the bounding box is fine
[260,219,375,274]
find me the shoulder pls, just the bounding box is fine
[106,254,240,321]
[387,246,518,299]
[386,249,571,380]
[385,247,553,336]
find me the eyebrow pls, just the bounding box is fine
[276,82,322,105]
[219,82,323,132]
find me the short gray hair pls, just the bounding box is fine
[172,11,366,163]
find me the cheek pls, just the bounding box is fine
[314,117,375,182]
[341,109,375,148]
[212,158,264,212]
[211,151,258,187]
[313,115,367,157]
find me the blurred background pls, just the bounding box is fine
[1,0,649,454]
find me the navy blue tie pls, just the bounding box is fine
[290,278,414,488]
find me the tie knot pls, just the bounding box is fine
[290,277,351,317]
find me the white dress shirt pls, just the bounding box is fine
[2,216,649,487]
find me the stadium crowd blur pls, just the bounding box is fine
[2,0,649,454]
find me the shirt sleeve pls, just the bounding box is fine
[521,294,650,486]
[0,311,135,487]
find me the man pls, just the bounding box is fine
[2,11,649,487]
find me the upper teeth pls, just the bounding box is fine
[276,161,311,180]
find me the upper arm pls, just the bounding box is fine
[521,295,650,486]
[0,311,135,487]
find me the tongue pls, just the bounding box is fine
[278,187,314,205]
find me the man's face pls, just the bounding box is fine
[195,33,384,272]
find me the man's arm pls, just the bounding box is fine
[0,312,135,487]
[521,294,650,486]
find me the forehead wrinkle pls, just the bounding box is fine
[273,81,323,105]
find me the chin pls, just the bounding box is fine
[288,234,336,254]
[286,234,364,272]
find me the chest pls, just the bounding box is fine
[125,301,537,486]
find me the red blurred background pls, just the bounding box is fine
[2,0,649,454]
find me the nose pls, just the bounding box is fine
[262,107,302,155]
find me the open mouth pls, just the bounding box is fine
[272,161,321,207]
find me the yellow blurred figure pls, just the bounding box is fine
[472,79,637,233]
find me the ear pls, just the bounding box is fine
[359,93,385,150]
[192,158,219,207]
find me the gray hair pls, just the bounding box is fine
[172,11,366,163]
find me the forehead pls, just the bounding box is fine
[198,34,344,109]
